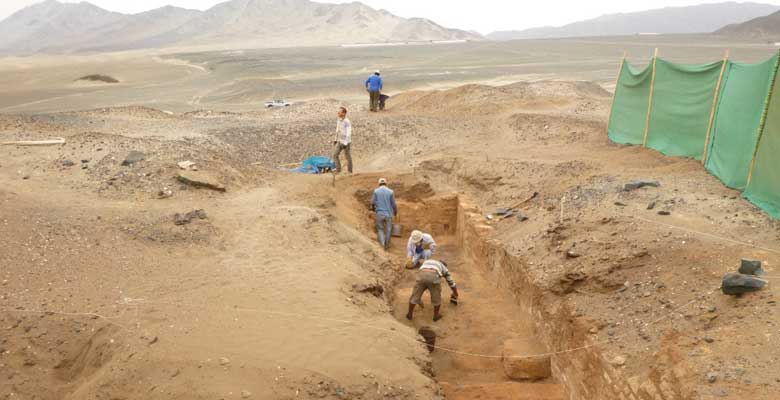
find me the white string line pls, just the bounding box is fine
[634,216,780,256]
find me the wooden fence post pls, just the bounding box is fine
[701,49,730,163]
[642,48,659,147]
[606,51,627,133]
[746,49,780,187]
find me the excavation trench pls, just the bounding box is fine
[336,174,645,400]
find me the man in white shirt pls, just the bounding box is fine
[407,259,458,322]
[332,106,353,173]
[406,230,436,269]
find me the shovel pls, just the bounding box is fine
[392,215,403,237]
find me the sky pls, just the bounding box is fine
[2,0,780,33]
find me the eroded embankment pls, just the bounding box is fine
[336,173,677,400]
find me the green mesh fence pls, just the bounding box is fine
[608,60,652,145]
[744,60,780,218]
[607,50,780,218]
[705,54,778,190]
[645,59,724,160]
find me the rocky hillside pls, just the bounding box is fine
[489,2,780,40]
[716,10,780,40]
[0,0,480,54]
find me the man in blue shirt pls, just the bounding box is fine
[365,71,383,112]
[371,177,397,250]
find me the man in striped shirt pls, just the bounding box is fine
[332,106,353,173]
[407,259,458,322]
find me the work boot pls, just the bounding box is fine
[433,306,442,322]
[406,303,415,320]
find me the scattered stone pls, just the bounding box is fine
[624,180,660,191]
[62,160,75,167]
[219,357,230,366]
[158,188,173,199]
[81,159,89,164]
[241,390,252,399]
[177,171,226,192]
[707,306,717,313]
[177,160,198,171]
[174,209,208,226]
[707,372,718,384]
[502,339,551,380]
[721,273,767,295]
[647,201,657,210]
[610,355,627,367]
[121,151,145,166]
[703,337,715,343]
[657,210,671,216]
[565,249,581,259]
[738,259,765,276]
[614,202,627,207]
[353,282,384,297]
[516,211,529,222]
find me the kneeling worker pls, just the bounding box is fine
[406,230,436,269]
[407,259,458,322]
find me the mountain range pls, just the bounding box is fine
[0,0,480,54]
[488,2,780,40]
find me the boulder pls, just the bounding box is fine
[721,273,767,295]
[177,171,226,192]
[502,339,552,381]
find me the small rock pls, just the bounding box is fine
[647,201,657,210]
[121,151,145,166]
[22,175,30,180]
[516,211,529,222]
[177,171,226,192]
[707,372,718,384]
[62,160,75,167]
[610,355,626,367]
[565,249,581,258]
[657,210,671,216]
[707,306,717,313]
[738,259,765,276]
[614,202,627,207]
[624,180,660,191]
[219,357,230,366]
[241,390,252,399]
[353,282,384,297]
[174,209,208,226]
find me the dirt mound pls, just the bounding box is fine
[390,81,612,116]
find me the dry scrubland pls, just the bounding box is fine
[1,37,780,400]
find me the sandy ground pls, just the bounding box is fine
[1,55,780,399]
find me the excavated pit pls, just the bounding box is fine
[336,174,646,400]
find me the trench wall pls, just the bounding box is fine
[455,200,680,400]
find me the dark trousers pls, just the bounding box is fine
[369,90,380,112]
[332,143,353,173]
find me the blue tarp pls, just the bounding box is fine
[290,156,336,174]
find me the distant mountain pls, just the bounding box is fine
[0,0,481,54]
[716,10,780,39]
[488,2,780,40]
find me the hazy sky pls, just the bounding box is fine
[2,0,780,33]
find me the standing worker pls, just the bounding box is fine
[406,230,436,269]
[365,71,383,112]
[407,259,458,322]
[371,178,397,250]
[332,106,353,174]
